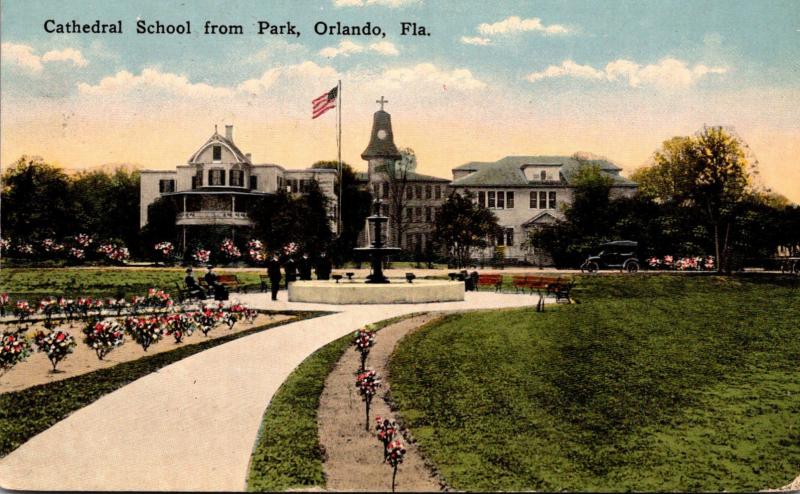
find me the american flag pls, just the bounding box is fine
[312,86,338,119]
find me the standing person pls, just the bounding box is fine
[204,265,228,301]
[184,268,206,299]
[298,252,313,281]
[315,251,332,280]
[267,253,282,301]
[284,256,298,287]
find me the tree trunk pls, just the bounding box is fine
[714,223,722,273]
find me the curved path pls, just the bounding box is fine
[0,291,544,491]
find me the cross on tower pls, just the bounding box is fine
[376,96,388,111]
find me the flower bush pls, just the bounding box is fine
[646,255,716,271]
[375,416,398,461]
[219,238,242,262]
[74,233,93,248]
[246,239,266,264]
[163,313,196,343]
[141,288,173,310]
[154,241,176,263]
[123,316,163,351]
[385,439,407,492]
[41,238,65,256]
[194,306,222,336]
[353,326,376,372]
[193,248,211,265]
[1,331,32,375]
[68,247,86,261]
[356,369,381,431]
[13,301,34,324]
[16,242,34,258]
[0,238,10,254]
[35,329,77,371]
[83,319,125,360]
[283,242,299,256]
[96,243,129,264]
[0,293,9,317]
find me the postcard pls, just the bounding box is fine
[1,0,798,492]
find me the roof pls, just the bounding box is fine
[188,131,252,165]
[522,211,561,226]
[451,155,636,187]
[354,170,449,183]
[361,110,401,161]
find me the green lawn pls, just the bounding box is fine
[0,267,264,300]
[0,311,327,458]
[388,275,800,491]
[246,314,423,492]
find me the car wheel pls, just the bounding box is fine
[626,261,640,273]
[586,262,599,273]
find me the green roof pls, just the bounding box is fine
[451,155,636,187]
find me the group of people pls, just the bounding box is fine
[184,265,228,301]
[182,252,333,302]
[266,251,332,300]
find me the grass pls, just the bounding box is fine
[388,274,800,491]
[0,310,328,458]
[246,313,423,492]
[0,267,264,300]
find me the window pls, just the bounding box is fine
[496,232,504,246]
[529,191,536,208]
[159,179,175,193]
[382,182,389,198]
[415,233,422,249]
[415,185,422,199]
[425,185,432,199]
[212,145,222,161]
[229,170,244,187]
[497,191,505,209]
[549,191,557,209]
[192,176,198,189]
[435,185,441,199]
[506,228,514,246]
[209,169,225,186]
[425,206,432,222]
[540,170,547,181]
[488,191,496,208]
[506,191,514,209]
[539,191,547,209]
[250,175,258,190]
[406,233,412,248]
[406,186,413,199]
[277,176,283,189]
[478,191,486,207]
[300,179,308,193]
[415,207,422,222]
[291,179,299,193]
[405,207,412,221]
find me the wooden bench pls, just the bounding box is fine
[199,274,244,293]
[512,275,574,311]
[174,281,211,302]
[477,274,503,292]
[259,274,271,292]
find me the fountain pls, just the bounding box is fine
[287,200,464,304]
[353,200,401,284]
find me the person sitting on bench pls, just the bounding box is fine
[204,265,229,301]
[184,268,206,299]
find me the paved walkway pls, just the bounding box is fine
[0,291,544,491]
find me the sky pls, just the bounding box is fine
[2,0,799,201]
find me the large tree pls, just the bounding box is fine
[372,147,416,249]
[1,156,75,240]
[434,191,501,268]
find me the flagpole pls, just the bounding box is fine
[337,79,342,238]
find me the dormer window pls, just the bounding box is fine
[212,145,222,162]
[540,170,547,181]
[209,169,225,186]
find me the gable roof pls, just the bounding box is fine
[188,131,252,165]
[451,155,635,187]
[522,211,561,226]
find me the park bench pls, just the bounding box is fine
[174,282,210,302]
[511,275,574,311]
[199,274,244,293]
[259,274,272,292]
[477,274,503,292]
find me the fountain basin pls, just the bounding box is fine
[288,279,465,304]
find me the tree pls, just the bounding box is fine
[434,191,501,268]
[140,196,178,254]
[1,156,76,241]
[297,180,333,254]
[374,147,416,250]
[311,161,372,263]
[631,136,696,204]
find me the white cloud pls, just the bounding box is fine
[238,61,339,94]
[380,63,486,90]
[460,36,491,46]
[333,0,420,7]
[1,42,88,72]
[78,68,233,98]
[527,57,728,89]
[319,40,398,58]
[41,48,88,67]
[478,16,571,36]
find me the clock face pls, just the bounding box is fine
[377,129,387,140]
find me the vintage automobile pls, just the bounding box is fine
[580,240,641,273]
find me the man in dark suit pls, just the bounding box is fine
[184,268,206,299]
[284,257,298,287]
[204,265,228,301]
[267,253,282,301]
[315,251,332,280]
[298,252,313,281]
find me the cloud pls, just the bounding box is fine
[319,40,399,58]
[333,0,420,7]
[477,16,571,36]
[1,42,88,72]
[527,58,728,89]
[380,63,486,90]
[238,61,339,94]
[460,36,491,46]
[78,68,233,98]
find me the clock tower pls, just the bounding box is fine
[361,96,401,181]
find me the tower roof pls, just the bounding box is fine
[361,110,401,161]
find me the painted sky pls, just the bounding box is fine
[2,0,799,201]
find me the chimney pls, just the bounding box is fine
[225,125,233,141]
[245,153,252,161]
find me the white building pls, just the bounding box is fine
[139,125,337,248]
[449,154,637,263]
